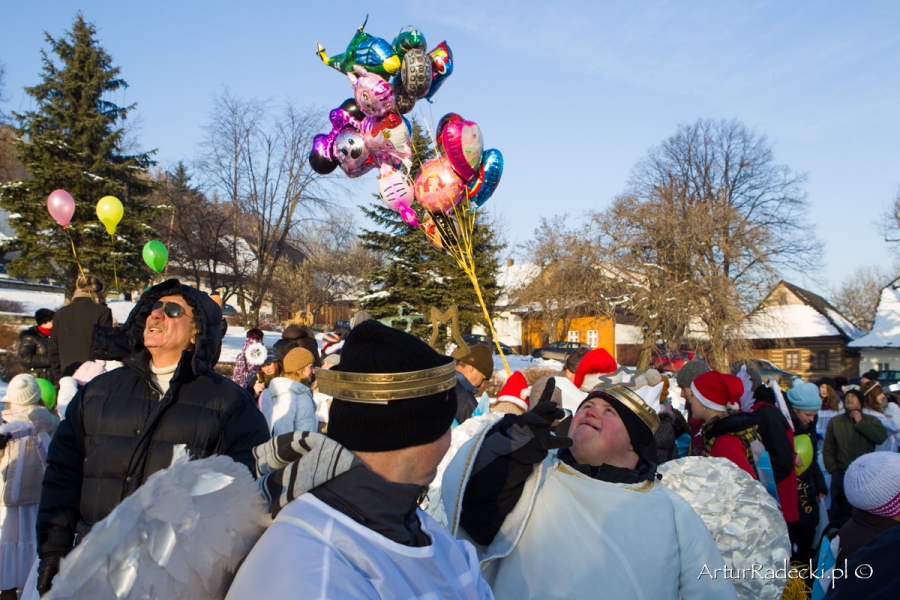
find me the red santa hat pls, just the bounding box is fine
[494,371,530,411]
[691,370,745,412]
[574,348,618,391]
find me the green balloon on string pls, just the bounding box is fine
[35,378,57,411]
[142,240,168,273]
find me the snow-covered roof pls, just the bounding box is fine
[849,286,900,348]
[495,262,540,306]
[741,281,863,341]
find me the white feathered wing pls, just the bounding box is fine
[44,446,271,600]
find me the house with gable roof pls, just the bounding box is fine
[848,281,900,373]
[741,281,863,379]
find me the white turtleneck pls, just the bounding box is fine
[150,362,178,396]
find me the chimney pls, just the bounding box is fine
[506,258,514,267]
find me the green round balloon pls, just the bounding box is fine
[35,377,57,411]
[142,240,168,273]
[794,433,813,476]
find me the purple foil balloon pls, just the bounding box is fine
[348,65,395,117]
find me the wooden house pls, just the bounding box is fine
[741,281,862,379]
[848,282,900,373]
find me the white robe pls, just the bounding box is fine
[226,493,493,599]
[442,432,738,600]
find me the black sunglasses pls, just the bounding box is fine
[151,301,189,319]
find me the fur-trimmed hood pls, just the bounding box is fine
[89,279,223,376]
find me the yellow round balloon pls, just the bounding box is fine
[794,433,814,476]
[96,196,124,235]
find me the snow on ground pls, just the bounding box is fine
[491,354,563,381]
[219,327,283,364]
[1,289,66,313]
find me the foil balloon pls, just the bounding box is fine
[309,134,339,174]
[391,26,427,57]
[401,48,432,98]
[414,157,466,214]
[47,189,75,228]
[377,164,419,227]
[423,213,460,253]
[309,98,365,174]
[435,113,461,157]
[316,18,401,79]
[466,149,504,209]
[362,113,412,166]
[348,65,395,117]
[334,129,376,178]
[95,196,124,236]
[438,115,484,182]
[425,41,453,101]
[391,75,417,114]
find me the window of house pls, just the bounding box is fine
[567,330,579,343]
[586,330,598,347]
[813,351,828,370]
[879,363,891,371]
[785,351,800,370]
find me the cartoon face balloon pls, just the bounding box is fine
[437,114,483,182]
[377,164,419,227]
[425,41,454,101]
[362,113,412,167]
[335,130,376,177]
[316,19,401,78]
[414,157,466,214]
[348,65,395,117]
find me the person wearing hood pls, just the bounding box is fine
[226,321,492,599]
[34,279,270,595]
[16,309,55,382]
[441,380,735,599]
[691,370,761,479]
[273,324,321,367]
[823,387,887,521]
[48,276,113,382]
[785,381,828,568]
[258,347,317,437]
[0,375,59,599]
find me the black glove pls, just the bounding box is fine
[37,555,61,595]
[0,433,11,451]
[515,380,572,451]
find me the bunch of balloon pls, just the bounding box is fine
[96,196,124,293]
[142,240,168,277]
[412,113,507,374]
[46,189,86,280]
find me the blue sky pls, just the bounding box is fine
[3,1,899,299]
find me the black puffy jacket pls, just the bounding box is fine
[17,326,52,381]
[36,279,270,560]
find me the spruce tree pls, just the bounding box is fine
[0,13,156,295]
[359,118,503,342]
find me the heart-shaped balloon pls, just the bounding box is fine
[466,149,504,210]
[438,115,483,182]
[414,157,466,214]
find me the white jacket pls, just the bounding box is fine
[259,377,317,437]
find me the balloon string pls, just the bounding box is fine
[418,104,437,149]
[110,234,119,294]
[65,228,86,280]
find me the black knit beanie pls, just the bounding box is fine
[327,321,457,452]
[578,391,654,457]
[35,309,55,326]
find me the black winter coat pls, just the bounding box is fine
[49,296,113,381]
[18,326,52,380]
[36,279,270,561]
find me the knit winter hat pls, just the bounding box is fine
[691,370,744,412]
[283,348,314,374]
[321,320,457,452]
[786,379,822,411]
[322,331,341,345]
[574,348,618,391]
[456,344,494,380]
[6,374,41,406]
[844,452,900,518]
[676,360,711,390]
[350,311,371,329]
[35,308,55,326]
[495,371,530,411]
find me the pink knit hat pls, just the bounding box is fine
[844,452,900,518]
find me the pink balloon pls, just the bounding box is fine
[414,157,466,214]
[47,189,75,228]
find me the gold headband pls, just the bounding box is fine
[315,360,457,403]
[598,385,661,434]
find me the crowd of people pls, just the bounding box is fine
[2,276,899,598]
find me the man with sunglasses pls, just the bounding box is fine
[34,279,269,594]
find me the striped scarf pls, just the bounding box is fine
[701,413,760,472]
[253,431,363,516]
